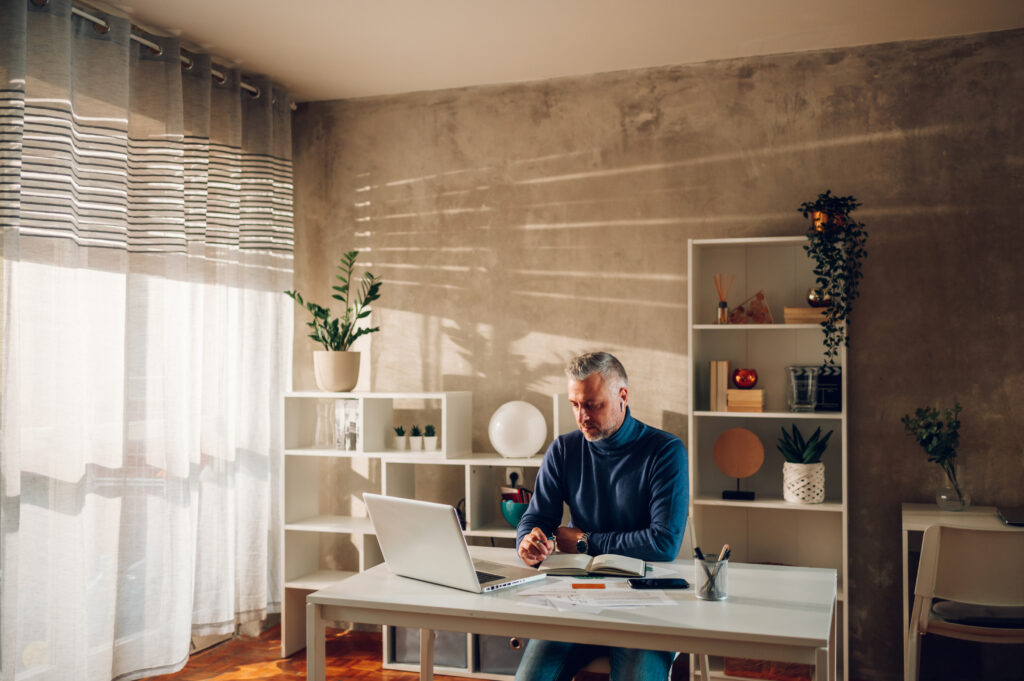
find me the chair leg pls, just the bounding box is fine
[698,654,709,680]
[905,631,922,681]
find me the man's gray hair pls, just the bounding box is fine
[565,351,628,387]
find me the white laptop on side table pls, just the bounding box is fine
[363,493,546,593]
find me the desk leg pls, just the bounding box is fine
[829,599,837,681]
[902,528,909,677]
[306,602,326,681]
[814,646,830,681]
[419,628,434,681]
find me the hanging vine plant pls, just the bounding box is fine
[798,190,868,365]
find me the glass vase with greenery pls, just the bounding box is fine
[901,402,968,510]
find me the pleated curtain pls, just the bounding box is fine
[0,0,293,679]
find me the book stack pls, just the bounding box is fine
[783,306,826,324]
[709,360,730,411]
[727,389,765,412]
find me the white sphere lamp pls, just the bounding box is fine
[488,400,547,458]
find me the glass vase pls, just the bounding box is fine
[936,463,970,511]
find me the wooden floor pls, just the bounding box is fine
[148,626,468,681]
[148,625,690,681]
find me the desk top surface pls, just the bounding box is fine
[901,503,1021,532]
[309,546,837,649]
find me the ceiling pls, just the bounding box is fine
[93,0,1024,102]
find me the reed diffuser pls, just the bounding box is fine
[713,273,735,324]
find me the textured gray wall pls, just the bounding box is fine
[292,29,1024,680]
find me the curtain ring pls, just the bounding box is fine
[148,44,163,57]
[181,54,195,71]
[247,85,261,100]
[92,20,110,34]
[213,70,227,85]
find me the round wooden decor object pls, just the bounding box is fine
[713,428,764,479]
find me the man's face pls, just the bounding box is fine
[567,372,627,442]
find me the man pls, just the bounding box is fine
[515,351,689,681]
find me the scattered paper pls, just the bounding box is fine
[516,577,676,611]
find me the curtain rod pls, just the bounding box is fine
[65,3,295,109]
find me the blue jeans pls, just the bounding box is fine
[513,639,675,681]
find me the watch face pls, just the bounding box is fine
[576,536,588,553]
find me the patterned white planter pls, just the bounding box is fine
[782,462,825,504]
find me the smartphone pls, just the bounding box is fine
[627,577,690,590]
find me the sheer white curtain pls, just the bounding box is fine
[0,0,292,679]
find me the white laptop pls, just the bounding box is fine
[363,493,546,593]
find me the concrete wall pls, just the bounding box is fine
[291,29,1024,681]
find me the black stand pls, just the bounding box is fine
[721,478,755,501]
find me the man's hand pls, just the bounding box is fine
[554,526,585,554]
[517,527,554,566]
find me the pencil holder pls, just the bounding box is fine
[695,557,728,601]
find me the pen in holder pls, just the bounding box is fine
[695,555,728,601]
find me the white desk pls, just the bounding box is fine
[900,503,1023,672]
[306,546,837,681]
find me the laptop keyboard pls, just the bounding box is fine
[476,570,503,584]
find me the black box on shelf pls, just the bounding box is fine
[816,365,842,412]
[476,635,531,675]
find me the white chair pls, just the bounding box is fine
[905,524,1024,681]
[574,523,710,681]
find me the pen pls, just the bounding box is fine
[717,543,730,562]
[572,583,605,589]
[694,546,706,561]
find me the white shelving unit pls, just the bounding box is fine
[687,237,849,681]
[281,390,573,668]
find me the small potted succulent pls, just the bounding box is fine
[409,425,423,451]
[901,402,968,510]
[777,424,834,504]
[392,425,407,451]
[423,424,438,451]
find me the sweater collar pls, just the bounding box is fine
[590,407,641,453]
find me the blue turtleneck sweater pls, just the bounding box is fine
[516,408,688,562]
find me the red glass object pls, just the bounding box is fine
[732,368,758,389]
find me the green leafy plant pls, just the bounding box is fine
[285,250,383,351]
[410,425,422,437]
[393,425,405,436]
[799,190,868,365]
[901,402,964,504]
[777,424,834,464]
[424,424,436,437]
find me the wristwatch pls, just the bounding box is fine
[576,531,590,555]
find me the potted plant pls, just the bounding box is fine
[409,425,423,451]
[901,402,969,510]
[798,190,868,365]
[285,250,382,392]
[423,424,438,451]
[777,424,833,504]
[392,425,407,451]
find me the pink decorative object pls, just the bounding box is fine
[728,290,774,324]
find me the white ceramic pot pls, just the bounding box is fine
[392,434,407,451]
[409,436,423,451]
[423,436,438,451]
[782,462,825,503]
[313,350,360,392]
